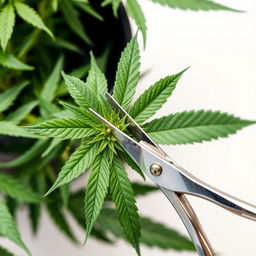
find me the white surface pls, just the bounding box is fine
[2,0,256,255]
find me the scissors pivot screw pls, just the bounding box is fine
[150,163,162,176]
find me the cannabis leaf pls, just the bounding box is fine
[0,121,39,138]
[85,149,112,240]
[0,173,41,203]
[0,199,30,255]
[62,73,103,113]
[110,157,141,255]
[0,51,34,70]
[46,140,99,195]
[0,139,48,167]
[60,0,91,44]
[86,53,108,95]
[143,110,255,145]
[41,56,64,102]
[47,201,78,243]
[150,0,241,12]
[0,245,14,256]
[0,4,15,51]
[14,2,54,39]
[6,101,38,124]
[113,35,140,110]
[126,0,147,47]
[29,118,97,139]
[0,81,28,113]
[129,69,186,124]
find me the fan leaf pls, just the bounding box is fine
[29,118,97,139]
[129,69,186,124]
[110,157,141,255]
[113,35,140,110]
[46,140,99,195]
[143,110,255,145]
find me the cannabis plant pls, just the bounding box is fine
[0,0,248,255]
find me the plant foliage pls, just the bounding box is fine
[0,0,251,255]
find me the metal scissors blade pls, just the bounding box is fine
[88,94,256,256]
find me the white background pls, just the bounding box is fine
[2,0,256,255]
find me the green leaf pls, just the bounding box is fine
[0,4,15,51]
[41,138,63,157]
[0,51,34,70]
[101,0,121,17]
[150,0,241,12]
[99,208,194,251]
[86,53,108,95]
[0,245,14,256]
[144,110,255,145]
[68,190,113,243]
[6,101,38,124]
[85,150,112,241]
[0,139,48,168]
[14,2,54,38]
[0,199,30,255]
[132,182,158,196]
[60,101,99,127]
[41,56,64,102]
[0,81,28,113]
[110,157,141,255]
[129,69,186,124]
[0,121,39,138]
[60,0,91,44]
[140,216,194,250]
[126,0,147,46]
[0,173,41,203]
[62,72,103,113]
[47,202,78,243]
[46,140,99,195]
[29,118,97,139]
[73,1,104,21]
[113,35,140,110]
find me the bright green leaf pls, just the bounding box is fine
[110,157,141,255]
[0,4,15,51]
[85,150,112,241]
[46,140,99,195]
[29,118,97,139]
[129,69,186,124]
[62,72,103,114]
[14,2,54,38]
[126,0,147,46]
[113,35,140,110]
[150,0,241,12]
[86,53,108,95]
[144,110,255,145]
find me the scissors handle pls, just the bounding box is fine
[173,165,256,221]
[161,187,216,256]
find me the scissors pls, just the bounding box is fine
[89,93,256,256]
